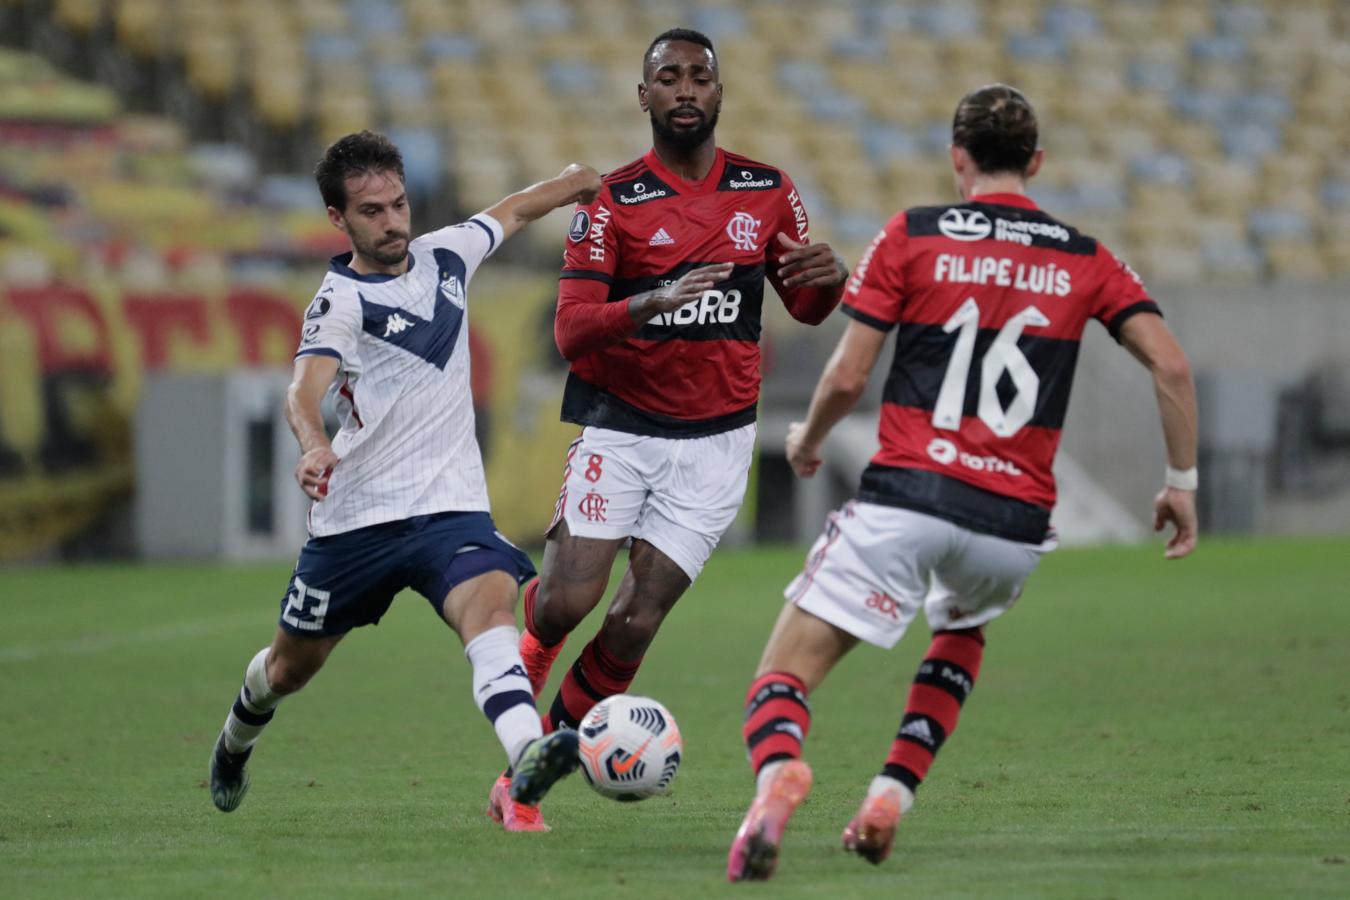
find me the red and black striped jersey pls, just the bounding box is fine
[843,192,1160,543]
[555,147,840,437]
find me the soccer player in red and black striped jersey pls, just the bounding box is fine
[485,28,849,831]
[727,85,1200,881]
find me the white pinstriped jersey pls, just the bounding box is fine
[294,214,503,537]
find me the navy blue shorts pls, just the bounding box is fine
[278,511,536,637]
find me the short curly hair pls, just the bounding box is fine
[314,130,405,211]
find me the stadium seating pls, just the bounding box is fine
[0,44,338,290]
[10,0,1350,282]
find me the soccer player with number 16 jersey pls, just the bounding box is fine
[727,85,1200,881]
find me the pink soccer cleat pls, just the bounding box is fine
[487,774,549,833]
[841,791,902,864]
[726,760,813,882]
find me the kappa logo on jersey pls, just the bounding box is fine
[568,210,590,243]
[305,296,331,319]
[384,313,413,336]
[301,323,321,345]
[726,211,761,252]
[938,208,992,241]
[649,227,675,246]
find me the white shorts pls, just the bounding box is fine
[786,500,1058,649]
[549,424,756,582]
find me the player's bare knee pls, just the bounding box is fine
[532,578,600,642]
[600,605,664,658]
[266,656,317,696]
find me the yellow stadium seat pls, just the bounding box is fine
[1266,238,1327,281]
[55,0,102,34]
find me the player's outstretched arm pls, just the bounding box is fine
[1119,313,1199,559]
[786,320,888,478]
[286,354,341,501]
[482,164,601,243]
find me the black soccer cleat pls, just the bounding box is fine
[509,730,580,806]
[209,737,252,813]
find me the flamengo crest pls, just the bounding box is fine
[726,211,761,252]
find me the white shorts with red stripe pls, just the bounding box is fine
[786,500,1057,649]
[548,424,756,582]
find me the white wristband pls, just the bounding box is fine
[1165,466,1198,491]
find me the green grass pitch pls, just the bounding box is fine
[2,539,1348,898]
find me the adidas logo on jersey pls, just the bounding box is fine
[649,228,675,246]
[384,313,413,336]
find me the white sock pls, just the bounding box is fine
[868,774,916,814]
[220,648,280,754]
[466,625,542,767]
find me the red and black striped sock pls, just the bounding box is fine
[883,627,985,792]
[521,578,561,646]
[743,672,812,775]
[546,630,641,732]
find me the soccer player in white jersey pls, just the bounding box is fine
[208,131,601,830]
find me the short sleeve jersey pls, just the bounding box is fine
[293,214,503,536]
[842,193,1160,543]
[556,147,821,437]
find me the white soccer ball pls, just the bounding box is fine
[576,695,683,801]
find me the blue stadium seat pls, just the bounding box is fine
[1043,4,1100,42]
[372,63,429,103]
[348,0,405,36]
[305,32,364,63]
[1214,3,1267,36]
[518,0,572,33]
[1249,208,1312,242]
[915,2,981,39]
[423,34,481,61]
[384,127,443,198]
[1191,34,1248,63]
[542,60,600,95]
[1007,32,1067,63]
[860,122,921,163]
[692,7,748,39]
[1221,122,1282,162]
[1131,153,1193,188]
